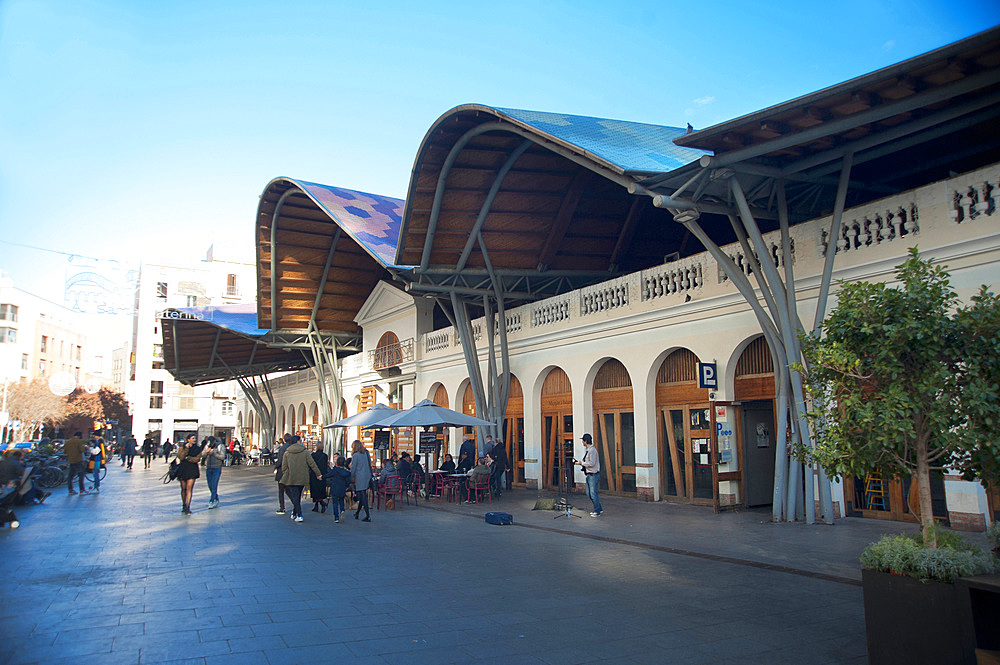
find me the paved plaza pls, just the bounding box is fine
[2,463,934,665]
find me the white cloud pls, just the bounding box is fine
[882,39,896,52]
[693,96,715,106]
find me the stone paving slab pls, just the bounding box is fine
[0,462,882,664]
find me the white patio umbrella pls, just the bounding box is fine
[323,403,401,429]
[371,399,494,428]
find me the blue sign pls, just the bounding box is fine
[698,362,718,389]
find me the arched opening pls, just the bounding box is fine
[655,349,713,505]
[734,336,778,509]
[592,359,636,495]
[427,383,450,469]
[306,401,317,440]
[540,367,572,491]
[287,405,295,435]
[501,374,524,487]
[374,331,403,369]
[462,382,478,451]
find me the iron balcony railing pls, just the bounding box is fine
[369,338,413,371]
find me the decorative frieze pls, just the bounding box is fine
[950,179,997,224]
[580,280,628,316]
[641,260,703,301]
[821,204,918,255]
[531,299,571,328]
[425,331,450,353]
[719,239,795,283]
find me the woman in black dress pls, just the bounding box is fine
[309,441,330,513]
[174,433,204,515]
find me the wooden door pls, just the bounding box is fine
[540,368,572,491]
[503,376,525,486]
[592,359,636,496]
[655,349,711,503]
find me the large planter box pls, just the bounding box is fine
[862,569,968,665]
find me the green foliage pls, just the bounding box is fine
[954,286,1000,487]
[799,248,963,480]
[911,522,981,554]
[861,534,996,583]
[799,248,1000,546]
[987,522,1000,552]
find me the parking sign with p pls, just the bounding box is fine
[698,362,717,389]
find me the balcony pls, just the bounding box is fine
[369,338,414,371]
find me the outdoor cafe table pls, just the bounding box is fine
[427,470,447,499]
[449,473,472,502]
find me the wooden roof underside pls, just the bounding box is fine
[256,180,393,333]
[162,319,311,386]
[399,114,690,277]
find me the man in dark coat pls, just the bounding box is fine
[459,435,475,467]
[490,438,508,497]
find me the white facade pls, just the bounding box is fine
[240,163,1000,529]
[128,246,256,443]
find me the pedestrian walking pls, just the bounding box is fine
[324,455,352,523]
[141,435,155,469]
[575,433,603,517]
[86,437,106,493]
[161,439,173,463]
[279,438,322,522]
[203,436,226,509]
[123,436,138,470]
[273,434,295,514]
[64,431,88,495]
[350,439,372,522]
[309,441,330,513]
[174,433,204,515]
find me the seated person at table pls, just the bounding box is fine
[412,454,424,476]
[438,454,456,473]
[396,452,412,481]
[456,451,473,474]
[380,458,397,479]
[464,456,491,503]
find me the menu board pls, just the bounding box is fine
[373,430,390,450]
[418,431,441,454]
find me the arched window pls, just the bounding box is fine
[373,331,402,369]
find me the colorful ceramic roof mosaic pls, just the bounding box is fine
[495,108,709,174]
[292,180,407,267]
[172,303,267,336]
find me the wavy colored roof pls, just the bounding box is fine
[255,177,408,334]
[495,107,707,174]
[291,180,406,268]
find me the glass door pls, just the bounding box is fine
[594,410,636,495]
[543,412,572,490]
[658,404,713,505]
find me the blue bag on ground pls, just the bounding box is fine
[485,512,513,525]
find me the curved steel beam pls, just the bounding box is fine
[456,139,532,272]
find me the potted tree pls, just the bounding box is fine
[799,249,999,665]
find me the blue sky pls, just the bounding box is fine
[2,0,999,304]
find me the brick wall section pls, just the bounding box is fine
[948,511,986,532]
[637,487,654,502]
[813,501,843,519]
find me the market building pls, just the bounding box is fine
[224,29,999,529]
